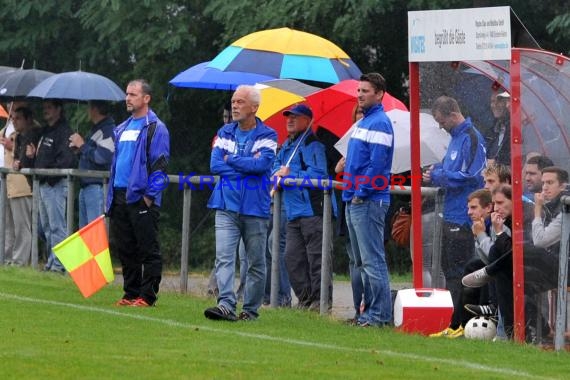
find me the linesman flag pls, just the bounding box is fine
[53,215,114,297]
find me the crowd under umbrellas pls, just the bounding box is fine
[168,27,440,321]
[0,27,447,321]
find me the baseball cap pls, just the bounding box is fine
[497,91,510,98]
[283,104,313,118]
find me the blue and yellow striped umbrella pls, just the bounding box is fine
[208,28,362,84]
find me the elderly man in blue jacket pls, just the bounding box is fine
[273,104,333,311]
[107,79,170,308]
[343,73,394,327]
[205,85,277,321]
[424,95,486,338]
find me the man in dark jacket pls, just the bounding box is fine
[27,100,76,272]
[69,101,115,227]
[486,91,510,166]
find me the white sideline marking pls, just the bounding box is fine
[0,292,557,380]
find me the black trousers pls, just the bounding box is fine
[451,256,495,328]
[492,246,565,337]
[109,190,162,305]
[284,216,332,307]
[441,222,474,328]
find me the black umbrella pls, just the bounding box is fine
[27,71,125,101]
[0,66,17,76]
[0,68,54,99]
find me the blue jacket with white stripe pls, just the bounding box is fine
[207,118,277,218]
[430,117,486,226]
[342,104,394,203]
[272,130,331,221]
[106,109,170,210]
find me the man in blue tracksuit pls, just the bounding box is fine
[273,104,333,311]
[107,79,170,307]
[343,73,394,327]
[205,85,277,321]
[424,95,486,338]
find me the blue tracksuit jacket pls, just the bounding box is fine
[207,118,277,218]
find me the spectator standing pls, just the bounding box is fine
[273,104,332,311]
[207,104,248,301]
[335,104,366,323]
[107,79,170,307]
[204,85,277,321]
[0,103,16,262]
[343,73,394,327]
[423,96,486,337]
[6,106,41,266]
[69,101,115,228]
[486,91,511,166]
[27,100,76,273]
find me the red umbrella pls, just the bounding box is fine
[262,79,407,143]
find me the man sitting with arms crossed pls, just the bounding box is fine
[464,167,568,340]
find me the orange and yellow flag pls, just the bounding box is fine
[53,215,114,297]
[0,104,8,119]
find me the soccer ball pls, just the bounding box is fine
[464,316,497,340]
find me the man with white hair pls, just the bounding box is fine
[205,85,278,321]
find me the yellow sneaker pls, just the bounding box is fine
[429,326,464,338]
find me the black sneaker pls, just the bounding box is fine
[464,304,497,319]
[204,305,237,321]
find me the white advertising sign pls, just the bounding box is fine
[408,6,511,62]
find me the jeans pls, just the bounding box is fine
[207,239,248,300]
[39,181,68,272]
[215,210,268,317]
[79,184,104,228]
[345,235,367,317]
[236,240,248,301]
[265,204,292,306]
[346,199,391,325]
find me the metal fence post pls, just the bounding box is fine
[270,190,282,308]
[431,188,445,288]
[180,184,192,293]
[0,172,6,264]
[554,196,570,351]
[66,173,75,235]
[31,175,40,269]
[320,187,333,315]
